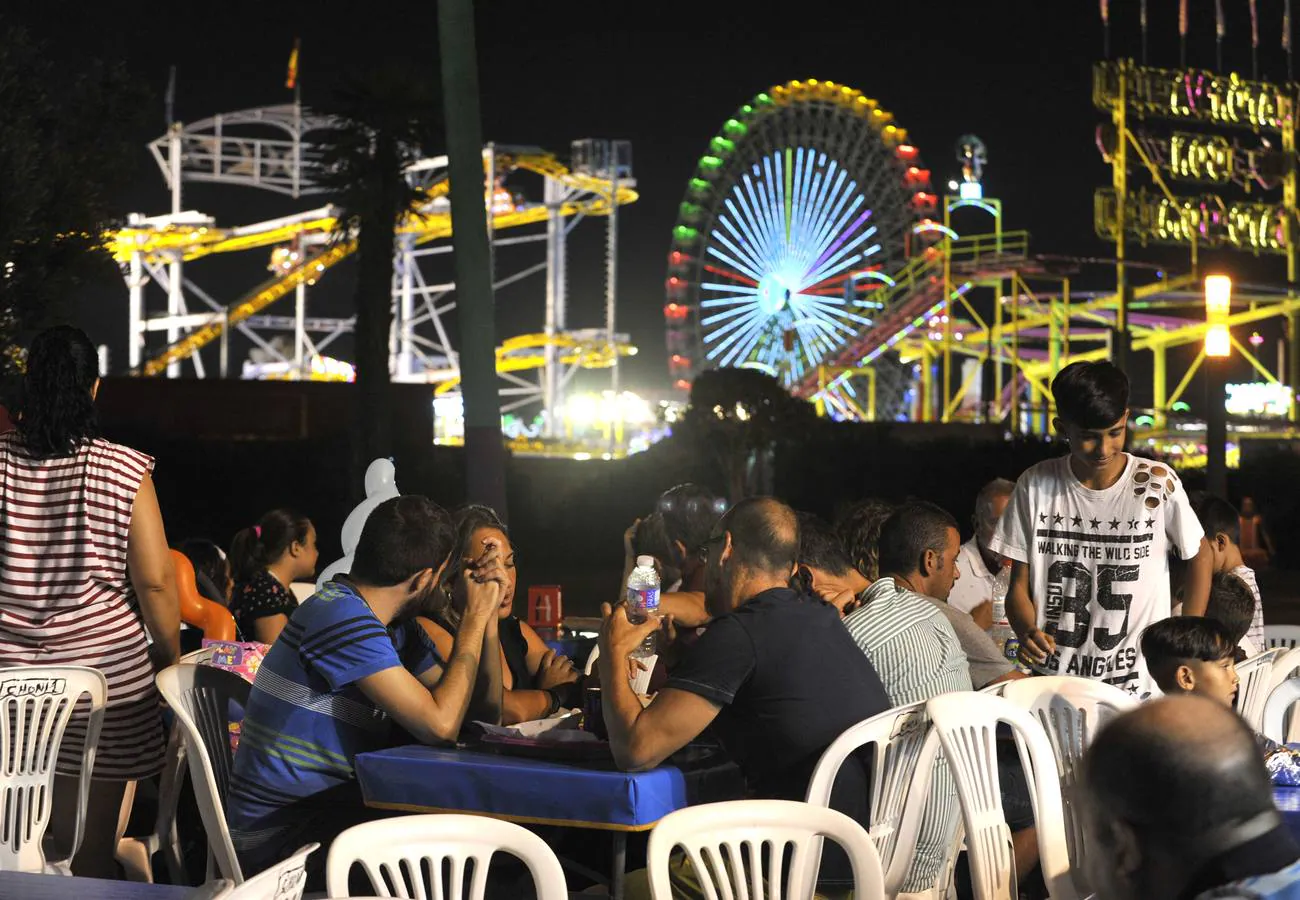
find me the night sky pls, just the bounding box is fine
[12,1,1298,403]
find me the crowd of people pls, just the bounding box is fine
[0,324,1295,899]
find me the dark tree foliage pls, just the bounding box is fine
[0,21,146,407]
[679,367,817,503]
[315,61,442,479]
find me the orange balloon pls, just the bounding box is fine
[170,549,237,642]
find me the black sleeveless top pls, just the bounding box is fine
[434,612,532,689]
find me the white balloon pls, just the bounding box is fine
[340,496,384,557]
[364,458,397,498]
[316,557,352,591]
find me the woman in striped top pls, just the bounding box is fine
[0,327,179,878]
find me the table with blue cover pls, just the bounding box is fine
[0,871,193,900]
[1276,786,1300,839]
[355,745,739,899]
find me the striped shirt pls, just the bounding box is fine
[1232,565,1266,652]
[0,433,165,779]
[844,577,972,892]
[227,579,442,877]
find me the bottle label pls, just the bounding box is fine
[626,586,660,623]
[637,587,660,614]
[1003,636,1020,663]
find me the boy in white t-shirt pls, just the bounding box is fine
[989,361,1213,697]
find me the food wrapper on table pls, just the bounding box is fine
[1266,744,1300,786]
[200,640,268,753]
[475,709,601,743]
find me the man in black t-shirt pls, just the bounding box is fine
[598,497,891,893]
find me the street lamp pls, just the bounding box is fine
[1204,274,1231,496]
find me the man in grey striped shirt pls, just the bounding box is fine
[842,500,972,894]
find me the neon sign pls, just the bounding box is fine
[1095,188,1288,254]
[1094,62,1295,131]
[1168,133,1234,183]
[1225,382,1293,417]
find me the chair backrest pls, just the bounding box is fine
[980,681,1012,697]
[1237,648,1284,731]
[156,663,253,882]
[583,644,600,676]
[926,691,1078,900]
[1267,650,1300,743]
[1266,625,1300,651]
[0,665,106,873]
[1000,676,1137,894]
[225,843,316,900]
[326,814,568,900]
[647,799,885,900]
[1263,677,1300,744]
[804,701,936,895]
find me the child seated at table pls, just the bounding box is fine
[1140,617,1286,756]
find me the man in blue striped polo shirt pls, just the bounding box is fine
[226,495,508,886]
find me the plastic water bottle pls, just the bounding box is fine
[990,565,1019,662]
[626,555,661,660]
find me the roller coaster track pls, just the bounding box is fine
[792,230,1031,398]
[123,152,637,377]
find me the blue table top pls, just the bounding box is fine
[355,745,688,832]
[0,871,192,900]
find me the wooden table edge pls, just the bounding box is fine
[363,800,661,832]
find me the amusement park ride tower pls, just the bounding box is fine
[112,102,636,441]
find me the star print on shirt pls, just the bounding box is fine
[1128,519,1140,529]
[1053,513,1064,525]
[1146,517,1156,528]
[1109,518,1121,530]
[1090,518,1102,529]
[1038,512,1047,523]
[1071,515,1083,527]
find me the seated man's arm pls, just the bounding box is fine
[598,603,744,771]
[660,592,709,629]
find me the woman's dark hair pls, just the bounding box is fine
[632,512,682,587]
[352,496,455,588]
[179,538,232,604]
[1205,572,1257,647]
[437,504,513,630]
[229,508,313,584]
[1051,361,1130,429]
[1140,617,1236,692]
[834,498,896,582]
[17,326,100,458]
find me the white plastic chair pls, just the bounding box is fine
[584,644,600,676]
[1266,625,1300,651]
[0,665,106,874]
[156,663,252,883]
[1237,648,1284,731]
[326,814,568,900]
[804,701,938,896]
[1000,676,1137,896]
[647,799,884,900]
[980,681,1012,697]
[1266,649,1300,742]
[225,842,316,900]
[926,691,1079,900]
[1263,677,1300,744]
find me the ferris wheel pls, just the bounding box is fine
[665,79,934,390]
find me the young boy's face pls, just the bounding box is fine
[1177,656,1240,708]
[1056,412,1129,475]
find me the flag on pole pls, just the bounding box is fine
[1179,0,1188,36]
[1286,0,1292,52]
[1140,0,1148,30]
[1100,0,1109,24]
[1215,0,1225,38]
[1250,0,1259,47]
[285,38,300,90]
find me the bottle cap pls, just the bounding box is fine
[636,555,656,568]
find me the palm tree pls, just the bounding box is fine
[316,63,440,479]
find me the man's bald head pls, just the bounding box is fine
[717,497,799,578]
[1086,695,1270,833]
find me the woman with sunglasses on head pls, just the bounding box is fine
[418,505,583,724]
